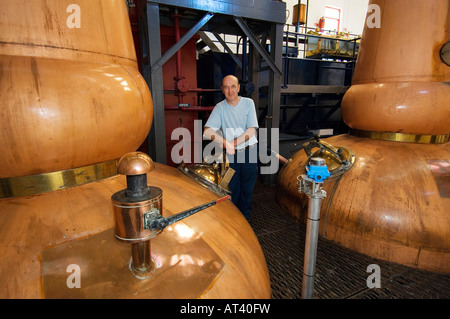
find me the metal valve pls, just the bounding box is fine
[111,152,161,244]
[111,152,230,279]
[302,135,354,178]
[298,157,330,200]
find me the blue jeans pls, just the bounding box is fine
[227,146,258,220]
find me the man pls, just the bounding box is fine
[203,75,259,220]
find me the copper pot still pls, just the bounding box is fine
[0,0,270,298]
[276,0,450,273]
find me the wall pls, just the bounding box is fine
[284,0,369,35]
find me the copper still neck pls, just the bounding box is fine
[341,0,450,143]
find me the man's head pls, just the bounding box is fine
[221,75,240,105]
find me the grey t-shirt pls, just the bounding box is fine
[205,97,259,150]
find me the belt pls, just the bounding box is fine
[236,144,256,152]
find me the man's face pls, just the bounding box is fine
[222,77,240,102]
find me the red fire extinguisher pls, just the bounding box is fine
[319,16,325,31]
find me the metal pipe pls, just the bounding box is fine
[295,0,301,30]
[303,0,309,58]
[173,9,183,105]
[282,30,289,88]
[125,174,149,199]
[173,9,182,79]
[268,148,289,165]
[298,157,329,299]
[302,195,323,299]
[242,36,248,80]
[130,241,155,279]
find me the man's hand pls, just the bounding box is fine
[204,127,235,155]
[233,127,256,148]
[224,140,235,155]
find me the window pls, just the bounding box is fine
[324,6,341,32]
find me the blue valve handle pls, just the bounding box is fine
[306,162,330,183]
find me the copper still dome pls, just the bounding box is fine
[0,0,270,298]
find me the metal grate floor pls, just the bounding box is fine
[248,180,450,299]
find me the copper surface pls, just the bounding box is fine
[42,226,224,298]
[292,4,306,25]
[0,0,137,66]
[112,187,163,243]
[0,0,153,178]
[428,160,450,198]
[341,0,450,136]
[0,160,118,199]
[0,0,270,299]
[342,82,450,135]
[117,152,155,176]
[0,164,270,298]
[277,0,450,274]
[276,135,450,273]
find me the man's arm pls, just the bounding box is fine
[203,127,235,155]
[232,127,256,147]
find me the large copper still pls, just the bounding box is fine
[276,0,449,273]
[0,0,270,298]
